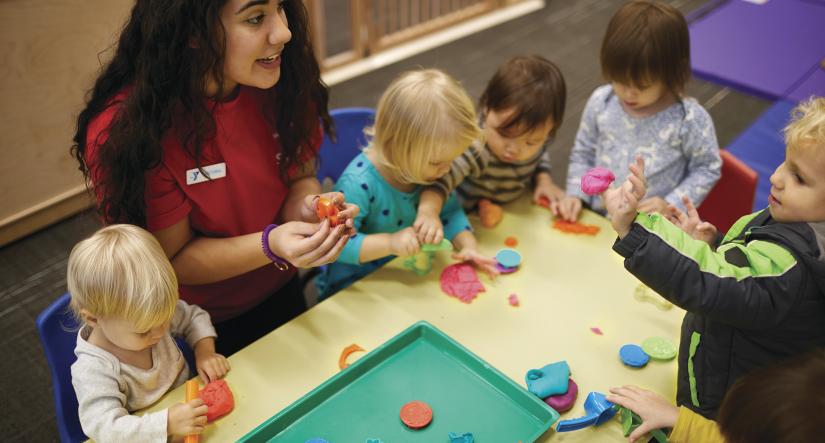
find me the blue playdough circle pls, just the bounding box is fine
[619,344,650,368]
[496,248,522,268]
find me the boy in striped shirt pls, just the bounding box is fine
[414,55,568,242]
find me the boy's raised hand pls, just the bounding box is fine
[607,385,679,443]
[665,195,718,246]
[167,399,208,436]
[603,156,646,238]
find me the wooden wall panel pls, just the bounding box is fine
[0,0,132,245]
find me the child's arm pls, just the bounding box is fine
[562,90,603,221]
[331,175,420,263]
[170,300,229,384]
[72,359,207,441]
[606,386,679,443]
[662,105,722,211]
[451,231,499,277]
[664,195,719,248]
[440,193,498,277]
[414,189,448,244]
[358,228,420,262]
[414,143,487,244]
[533,171,566,215]
[607,386,724,443]
[608,158,804,330]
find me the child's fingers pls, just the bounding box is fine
[327,191,346,206]
[628,422,655,443]
[194,403,208,416]
[198,368,210,384]
[627,175,645,198]
[189,425,206,435]
[304,194,320,210]
[338,203,359,221]
[187,398,205,408]
[423,226,437,244]
[682,196,699,218]
[605,393,634,411]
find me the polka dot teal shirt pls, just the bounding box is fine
[315,152,472,298]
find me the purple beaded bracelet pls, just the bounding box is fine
[262,224,290,271]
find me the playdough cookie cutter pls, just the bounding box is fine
[555,392,616,432]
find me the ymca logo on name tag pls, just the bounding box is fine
[186,162,227,185]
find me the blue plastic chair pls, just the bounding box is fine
[37,293,197,443]
[316,107,376,184]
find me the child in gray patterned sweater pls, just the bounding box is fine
[68,224,230,442]
[414,55,568,242]
[558,0,721,222]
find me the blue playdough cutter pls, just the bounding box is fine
[555,392,616,432]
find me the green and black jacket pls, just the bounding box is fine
[613,209,825,419]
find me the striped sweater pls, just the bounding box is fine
[431,140,552,209]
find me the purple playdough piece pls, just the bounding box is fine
[581,167,616,195]
[495,262,518,274]
[544,378,579,412]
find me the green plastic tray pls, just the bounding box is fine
[239,321,559,442]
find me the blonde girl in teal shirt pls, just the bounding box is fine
[316,69,498,298]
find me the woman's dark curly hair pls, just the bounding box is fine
[72,0,332,226]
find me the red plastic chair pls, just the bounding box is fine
[698,149,758,234]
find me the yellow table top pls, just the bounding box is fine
[146,198,684,442]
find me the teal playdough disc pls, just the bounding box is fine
[495,248,522,268]
[641,337,677,360]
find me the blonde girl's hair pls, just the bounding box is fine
[366,69,481,184]
[785,97,825,154]
[67,224,178,330]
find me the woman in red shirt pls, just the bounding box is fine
[72,0,357,355]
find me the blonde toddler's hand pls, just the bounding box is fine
[167,399,208,437]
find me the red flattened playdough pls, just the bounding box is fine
[440,263,485,303]
[199,380,235,422]
[400,400,433,429]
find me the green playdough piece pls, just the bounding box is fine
[615,406,669,443]
[421,239,453,252]
[403,251,435,276]
[642,337,677,360]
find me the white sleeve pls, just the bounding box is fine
[169,300,217,348]
[72,358,168,443]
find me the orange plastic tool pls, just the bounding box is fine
[184,379,200,443]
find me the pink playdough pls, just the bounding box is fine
[440,263,485,303]
[543,378,578,412]
[508,293,520,306]
[581,167,616,195]
[590,327,603,335]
